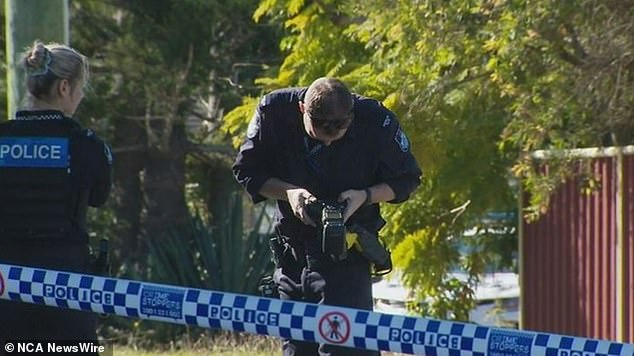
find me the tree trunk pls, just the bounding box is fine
[143,121,189,243]
[111,118,146,267]
[205,156,240,226]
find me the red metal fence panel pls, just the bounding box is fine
[521,154,633,342]
[624,155,634,342]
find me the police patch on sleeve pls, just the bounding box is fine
[394,128,410,152]
[104,143,113,165]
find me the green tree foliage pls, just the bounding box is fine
[224,0,634,320]
[69,0,281,272]
[147,193,274,294]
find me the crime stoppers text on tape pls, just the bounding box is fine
[1,262,633,356]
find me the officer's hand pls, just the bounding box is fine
[286,188,317,226]
[273,268,303,300]
[338,189,366,222]
[301,268,325,303]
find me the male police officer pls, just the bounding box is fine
[0,42,112,344]
[233,77,421,355]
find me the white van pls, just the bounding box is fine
[372,270,519,327]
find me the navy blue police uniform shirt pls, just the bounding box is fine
[233,88,422,243]
[0,110,112,242]
[5,110,113,206]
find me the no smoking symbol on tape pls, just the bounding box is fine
[318,311,350,344]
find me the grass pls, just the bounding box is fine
[106,331,281,355]
[99,319,407,356]
[112,346,278,355]
[113,349,405,356]
[103,331,406,355]
[113,347,406,356]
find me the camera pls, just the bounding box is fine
[258,275,279,298]
[306,200,347,261]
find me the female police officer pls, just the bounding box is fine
[0,41,112,343]
[233,77,421,355]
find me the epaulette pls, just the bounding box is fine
[259,88,304,108]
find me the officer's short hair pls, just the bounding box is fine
[304,77,353,120]
[22,41,89,99]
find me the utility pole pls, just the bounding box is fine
[5,0,68,118]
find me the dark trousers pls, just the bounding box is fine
[279,249,380,356]
[0,242,98,346]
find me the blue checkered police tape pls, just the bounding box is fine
[0,262,632,356]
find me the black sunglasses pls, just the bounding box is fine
[308,108,354,131]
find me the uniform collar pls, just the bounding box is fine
[346,96,359,139]
[15,110,66,121]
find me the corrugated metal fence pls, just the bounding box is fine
[521,146,634,343]
[624,152,633,342]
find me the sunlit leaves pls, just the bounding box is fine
[224,96,261,148]
[225,0,634,321]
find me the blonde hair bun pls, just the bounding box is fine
[24,42,52,77]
